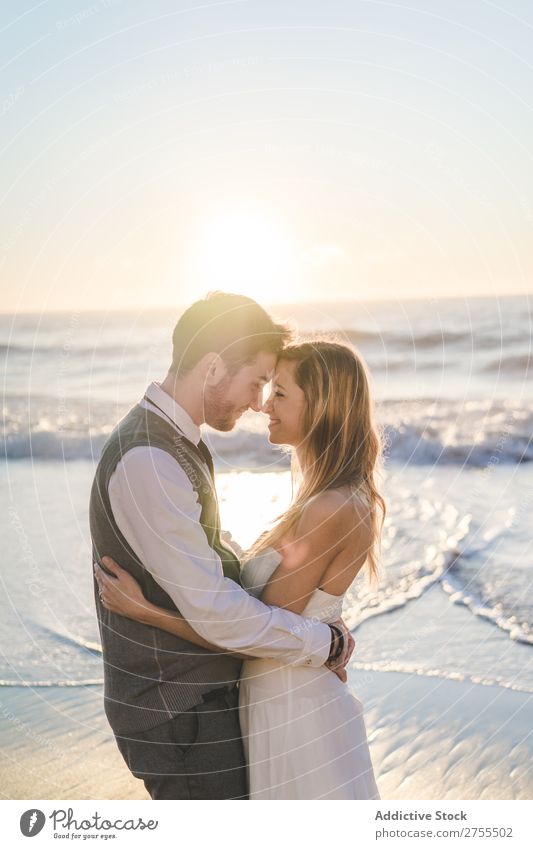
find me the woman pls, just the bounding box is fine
[96,340,384,799]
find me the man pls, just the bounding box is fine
[90,292,353,800]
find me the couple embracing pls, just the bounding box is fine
[91,291,383,800]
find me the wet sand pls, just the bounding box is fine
[1,666,531,800]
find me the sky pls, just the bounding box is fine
[1,0,532,312]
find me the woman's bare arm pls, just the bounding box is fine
[94,559,248,659]
[141,604,248,658]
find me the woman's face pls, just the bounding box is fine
[262,359,307,446]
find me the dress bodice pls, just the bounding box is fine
[241,546,344,624]
[238,548,381,801]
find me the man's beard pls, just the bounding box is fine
[204,376,239,431]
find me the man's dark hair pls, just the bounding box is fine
[170,291,292,376]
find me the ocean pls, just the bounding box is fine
[1,295,532,696]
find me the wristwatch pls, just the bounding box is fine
[327,624,345,664]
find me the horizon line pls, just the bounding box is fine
[1,290,531,317]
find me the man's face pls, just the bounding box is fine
[203,350,276,431]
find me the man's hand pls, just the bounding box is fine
[325,618,355,683]
[343,619,356,665]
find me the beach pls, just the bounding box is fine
[2,665,531,800]
[356,586,533,801]
[0,463,533,800]
[2,0,533,810]
[1,298,531,800]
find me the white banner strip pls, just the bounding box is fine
[3,799,532,848]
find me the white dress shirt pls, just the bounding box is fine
[107,382,331,666]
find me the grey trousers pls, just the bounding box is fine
[115,685,248,800]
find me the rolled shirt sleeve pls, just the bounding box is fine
[107,446,331,667]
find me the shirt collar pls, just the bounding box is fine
[143,381,202,445]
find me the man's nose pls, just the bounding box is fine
[249,388,264,413]
[262,394,273,414]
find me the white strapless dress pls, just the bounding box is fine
[238,547,381,800]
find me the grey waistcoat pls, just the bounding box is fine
[89,402,243,735]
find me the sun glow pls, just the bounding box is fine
[193,209,299,303]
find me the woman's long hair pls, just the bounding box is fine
[250,340,385,583]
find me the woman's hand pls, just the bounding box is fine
[94,556,153,624]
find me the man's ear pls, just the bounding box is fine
[202,352,228,386]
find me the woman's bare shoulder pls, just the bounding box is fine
[299,488,369,534]
[301,489,351,524]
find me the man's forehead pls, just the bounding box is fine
[250,351,277,379]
